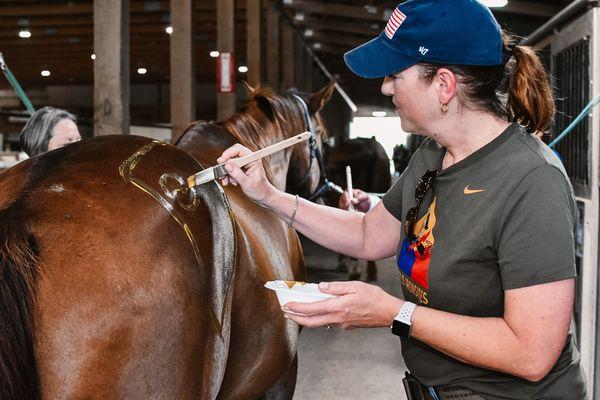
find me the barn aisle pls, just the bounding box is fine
[294,238,409,400]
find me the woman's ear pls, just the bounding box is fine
[435,68,457,105]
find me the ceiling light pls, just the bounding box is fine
[313,42,322,50]
[90,53,96,60]
[372,111,387,117]
[364,5,378,14]
[41,70,51,77]
[137,67,147,75]
[18,30,31,39]
[304,29,314,37]
[165,26,173,34]
[294,12,305,21]
[238,66,248,73]
[210,50,220,58]
[480,0,508,7]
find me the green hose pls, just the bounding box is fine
[0,52,35,114]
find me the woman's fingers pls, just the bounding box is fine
[217,143,253,163]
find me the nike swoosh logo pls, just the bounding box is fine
[464,186,486,195]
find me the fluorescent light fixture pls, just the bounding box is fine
[41,70,51,77]
[165,26,173,34]
[304,29,314,37]
[137,67,147,75]
[18,30,31,38]
[238,66,248,73]
[313,42,322,50]
[372,111,387,117]
[90,53,96,60]
[209,50,220,58]
[480,0,508,7]
[294,12,305,21]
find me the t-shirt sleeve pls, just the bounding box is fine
[497,165,577,290]
[382,173,405,222]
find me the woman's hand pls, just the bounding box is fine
[338,189,371,213]
[217,143,276,205]
[282,281,402,329]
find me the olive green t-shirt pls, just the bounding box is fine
[382,123,586,399]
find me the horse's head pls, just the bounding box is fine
[242,82,335,199]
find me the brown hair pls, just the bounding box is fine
[418,32,554,134]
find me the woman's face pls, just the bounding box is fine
[380,65,437,134]
[48,118,81,151]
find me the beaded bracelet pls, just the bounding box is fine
[287,195,299,228]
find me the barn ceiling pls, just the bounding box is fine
[0,0,576,119]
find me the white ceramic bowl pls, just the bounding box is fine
[264,280,337,306]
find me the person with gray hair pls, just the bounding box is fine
[19,106,81,156]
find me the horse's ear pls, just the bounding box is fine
[309,82,335,114]
[242,80,257,97]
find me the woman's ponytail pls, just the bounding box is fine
[506,43,555,134]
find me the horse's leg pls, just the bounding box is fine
[367,260,378,282]
[257,354,298,400]
[348,257,361,281]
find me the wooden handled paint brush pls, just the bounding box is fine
[187,131,311,188]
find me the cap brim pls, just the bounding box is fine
[344,35,419,79]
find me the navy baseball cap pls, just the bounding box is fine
[344,0,503,78]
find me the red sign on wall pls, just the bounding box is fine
[217,52,234,93]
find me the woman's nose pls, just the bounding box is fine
[381,76,394,96]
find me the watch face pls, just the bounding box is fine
[392,320,411,338]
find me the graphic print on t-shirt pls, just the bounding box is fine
[398,198,436,305]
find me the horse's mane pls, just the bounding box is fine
[219,87,310,151]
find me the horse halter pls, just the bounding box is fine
[290,94,342,201]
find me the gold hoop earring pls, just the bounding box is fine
[441,103,449,115]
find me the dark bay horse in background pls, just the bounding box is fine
[325,137,391,281]
[0,83,334,399]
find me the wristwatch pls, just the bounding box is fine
[391,301,417,338]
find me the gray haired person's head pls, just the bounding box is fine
[19,107,77,156]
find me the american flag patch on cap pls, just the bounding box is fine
[384,7,407,39]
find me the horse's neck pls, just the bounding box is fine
[177,120,292,192]
[239,124,290,192]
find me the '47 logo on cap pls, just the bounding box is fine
[418,47,429,55]
[385,8,407,39]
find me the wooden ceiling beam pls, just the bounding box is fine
[492,1,562,18]
[298,16,381,37]
[310,32,364,49]
[0,1,250,17]
[283,1,389,22]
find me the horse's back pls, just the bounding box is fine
[0,135,235,399]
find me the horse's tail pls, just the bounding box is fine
[0,205,41,399]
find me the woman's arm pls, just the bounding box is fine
[285,278,574,382]
[218,143,401,260]
[410,278,573,381]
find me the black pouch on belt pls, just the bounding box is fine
[402,372,428,400]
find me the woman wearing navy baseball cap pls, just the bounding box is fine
[218,0,586,398]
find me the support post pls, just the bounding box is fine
[217,0,236,120]
[281,21,294,89]
[247,0,261,86]
[266,0,280,90]
[93,0,129,136]
[170,0,195,141]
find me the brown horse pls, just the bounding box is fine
[324,137,392,281]
[0,83,334,399]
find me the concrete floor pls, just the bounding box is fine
[293,238,409,400]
